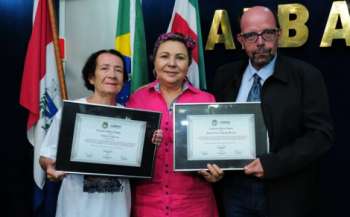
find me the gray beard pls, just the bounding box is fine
[251,49,275,69]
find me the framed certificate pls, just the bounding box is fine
[173,102,269,171]
[56,100,161,178]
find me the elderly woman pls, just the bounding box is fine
[39,49,162,217]
[127,33,223,217]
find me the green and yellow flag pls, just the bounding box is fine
[115,0,148,102]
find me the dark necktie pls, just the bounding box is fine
[247,74,262,102]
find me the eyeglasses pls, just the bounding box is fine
[240,28,279,43]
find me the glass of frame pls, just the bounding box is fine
[173,102,269,171]
[55,100,161,178]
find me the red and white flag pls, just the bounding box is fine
[20,0,62,189]
[167,0,207,89]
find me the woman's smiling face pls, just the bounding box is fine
[89,53,124,96]
[154,40,190,87]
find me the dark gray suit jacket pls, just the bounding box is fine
[213,55,334,217]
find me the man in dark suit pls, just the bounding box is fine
[213,6,334,217]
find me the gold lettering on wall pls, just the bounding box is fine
[205,10,235,50]
[278,4,309,47]
[320,1,350,47]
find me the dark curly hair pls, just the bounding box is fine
[82,49,128,91]
[151,32,196,66]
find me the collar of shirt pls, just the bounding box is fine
[146,79,200,94]
[145,79,200,111]
[247,54,277,84]
[236,55,277,102]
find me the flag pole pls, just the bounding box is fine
[47,0,68,100]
